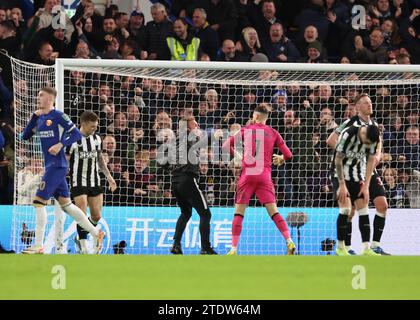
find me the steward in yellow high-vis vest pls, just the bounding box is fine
[166,18,201,61]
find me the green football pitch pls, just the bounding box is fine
[0,255,419,300]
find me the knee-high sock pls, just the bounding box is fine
[232,214,244,248]
[35,206,47,247]
[77,216,98,240]
[54,206,65,249]
[337,214,348,242]
[62,203,98,237]
[358,207,371,247]
[372,212,386,245]
[337,208,350,249]
[77,223,89,240]
[345,219,352,247]
[272,213,291,241]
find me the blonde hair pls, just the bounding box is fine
[384,167,397,178]
[242,27,261,49]
[153,111,172,130]
[135,150,150,162]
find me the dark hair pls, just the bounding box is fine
[40,86,57,98]
[270,22,283,29]
[115,12,128,19]
[80,110,99,123]
[38,41,51,51]
[254,103,270,115]
[371,27,384,35]
[109,4,119,12]
[354,93,370,104]
[262,0,276,5]
[0,20,16,31]
[366,125,380,144]
[175,17,188,26]
[103,15,115,21]
[396,53,410,64]
[121,38,137,50]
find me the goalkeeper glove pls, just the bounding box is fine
[273,154,285,166]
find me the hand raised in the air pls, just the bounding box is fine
[223,111,235,123]
[410,8,420,21]
[134,188,147,196]
[131,128,144,142]
[121,28,130,39]
[122,171,130,183]
[213,129,224,140]
[303,100,311,108]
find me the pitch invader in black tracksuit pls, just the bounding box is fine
[162,116,217,255]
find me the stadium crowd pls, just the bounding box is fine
[0,0,419,208]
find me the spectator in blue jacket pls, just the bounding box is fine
[253,0,283,43]
[217,39,247,61]
[141,3,173,60]
[391,126,420,171]
[295,0,330,44]
[262,23,300,62]
[0,128,4,150]
[324,0,352,61]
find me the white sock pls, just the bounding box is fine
[35,206,47,247]
[286,238,292,244]
[62,203,99,237]
[231,246,237,250]
[54,205,65,249]
[345,246,352,251]
[362,242,370,251]
[376,212,386,218]
[80,239,88,253]
[337,240,345,249]
[371,241,380,249]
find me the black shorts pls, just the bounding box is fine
[369,172,386,201]
[71,186,103,198]
[332,177,364,204]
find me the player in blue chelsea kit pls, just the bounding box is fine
[21,87,105,254]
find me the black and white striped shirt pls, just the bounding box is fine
[334,126,378,182]
[331,115,381,176]
[68,133,102,188]
[334,115,378,136]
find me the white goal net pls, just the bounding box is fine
[11,58,420,255]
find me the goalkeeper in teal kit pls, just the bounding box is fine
[21,87,104,254]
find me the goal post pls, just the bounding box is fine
[11,57,420,255]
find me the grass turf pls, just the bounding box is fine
[0,255,419,300]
